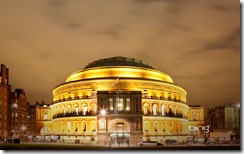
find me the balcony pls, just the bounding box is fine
[143,111,187,119]
[53,96,91,104]
[142,96,185,103]
[52,111,97,119]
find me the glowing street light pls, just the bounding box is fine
[101,109,106,116]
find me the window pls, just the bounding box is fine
[153,104,157,115]
[82,121,86,131]
[126,98,130,111]
[68,105,71,114]
[144,121,149,132]
[43,112,48,120]
[63,106,66,115]
[67,121,71,131]
[161,105,165,116]
[82,104,87,115]
[143,103,148,115]
[75,106,79,115]
[117,98,123,111]
[154,121,158,132]
[91,120,96,132]
[109,98,113,110]
[74,121,78,131]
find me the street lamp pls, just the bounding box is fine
[101,110,106,116]
[20,125,27,140]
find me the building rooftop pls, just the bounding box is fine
[84,56,154,69]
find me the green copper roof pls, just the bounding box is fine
[84,56,154,69]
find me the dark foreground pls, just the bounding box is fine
[0,144,241,151]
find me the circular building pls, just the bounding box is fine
[51,56,189,146]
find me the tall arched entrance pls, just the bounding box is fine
[108,118,131,146]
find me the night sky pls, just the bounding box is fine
[0,0,240,112]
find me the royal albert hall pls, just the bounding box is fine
[50,56,189,146]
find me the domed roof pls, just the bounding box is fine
[84,56,154,69]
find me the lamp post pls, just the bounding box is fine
[20,125,27,141]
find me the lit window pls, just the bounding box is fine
[68,105,71,113]
[117,99,123,111]
[43,112,48,120]
[82,104,87,115]
[161,105,165,116]
[109,98,113,110]
[143,103,149,115]
[75,106,79,115]
[153,104,157,115]
[126,98,130,111]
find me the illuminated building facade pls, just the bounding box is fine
[188,105,205,139]
[35,56,190,145]
[0,64,29,140]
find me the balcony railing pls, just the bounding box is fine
[52,111,97,119]
[143,111,187,119]
[53,96,91,103]
[142,96,185,103]
[53,95,185,104]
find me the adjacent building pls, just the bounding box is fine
[205,103,240,140]
[188,105,205,139]
[0,64,29,140]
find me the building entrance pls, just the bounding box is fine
[108,118,131,146]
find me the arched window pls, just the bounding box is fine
[82,104,87,115]
[63,106,66,115]
[174,106,177,115]
[68,105,71,114]
[161,105,165,116]
[143,103,148,115]
[153,104,157,115]
[75,106,79,115]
